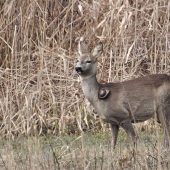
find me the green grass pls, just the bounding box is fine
[0,128,168,170]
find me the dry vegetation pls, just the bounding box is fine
[0,0,170,169]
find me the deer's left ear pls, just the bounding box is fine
[92,42,103,58]
[78,37,89,55]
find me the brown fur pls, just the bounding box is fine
[75,40,170,149]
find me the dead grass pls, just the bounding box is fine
[0,0,169,137]
[0,0,170,169]
[0,130,169,170]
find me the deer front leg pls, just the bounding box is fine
[120,119,136,147]
[110,124,119,149]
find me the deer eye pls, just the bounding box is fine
[86,60,91,63]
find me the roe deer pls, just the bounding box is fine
[75,38,170,149]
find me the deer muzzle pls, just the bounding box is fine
[75,67,82,73]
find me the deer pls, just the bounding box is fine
[75,38,170,149]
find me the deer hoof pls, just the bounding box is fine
[98,88,110,99]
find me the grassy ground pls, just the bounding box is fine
[0,126,169,170]
[0,0,170,136]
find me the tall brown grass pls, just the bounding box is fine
[0,0,169,138]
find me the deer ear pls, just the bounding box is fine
[78,37,89,55]
[92,42,103,58]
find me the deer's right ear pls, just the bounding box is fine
[78,37,89,55]
[92,42,103,58]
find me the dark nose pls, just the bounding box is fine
[75,67,82,73]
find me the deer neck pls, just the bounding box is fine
[80,74,100,105]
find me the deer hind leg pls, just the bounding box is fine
[110,124,119,149]
[120,119,137,147]
[157,106,170,148]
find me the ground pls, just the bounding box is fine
[0,127,169,170]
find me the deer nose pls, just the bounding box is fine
[75,67,82,73]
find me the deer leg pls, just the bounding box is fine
[159,118,170,148]
[163,126,170,148]
[110,124,119,149]
[157,106,170,148]
[162,119,170,148]
[120,119,136,147]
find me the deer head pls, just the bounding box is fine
[75,38,103,78]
